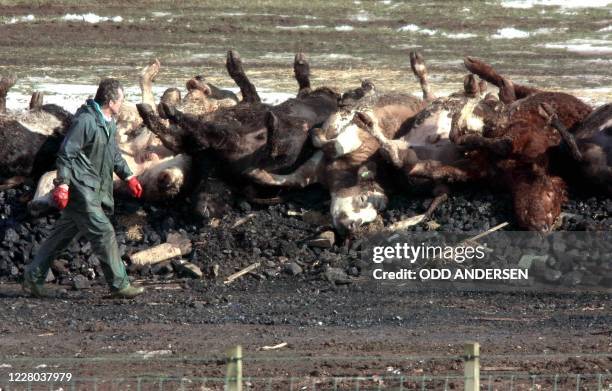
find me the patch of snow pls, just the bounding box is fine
[62,13,123,23]
[335,25,354,31]
[501,0,611,8]
[492,27,531,39]
[397,24,437,35]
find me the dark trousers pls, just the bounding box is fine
[25,206,129,291]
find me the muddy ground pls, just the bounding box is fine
[0,278,611,390]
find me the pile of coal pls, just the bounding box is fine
[0,182,610,289]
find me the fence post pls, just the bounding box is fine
[464,342,480,391]
[226,345,243,391]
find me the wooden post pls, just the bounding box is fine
[464,342,480,391]
[226,345,243,391]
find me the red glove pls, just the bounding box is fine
[127,176,143,198]
[52,185,69,210]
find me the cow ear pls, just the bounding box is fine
[265,111,279,132]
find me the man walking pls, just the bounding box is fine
[23,78,145,299]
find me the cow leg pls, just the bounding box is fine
[0,75,16,113]
[424,184,449,218]
[538,103,583,161]
[463,74,480,98]
[463,57,540,99]
[355,111,414,168]
[410,51,435,102]
[408,160,471,183]
[136,103,183,153]
[139,58,160,108]
[226,50,261,103]
[498,76,517,104]
[29,92,44,110]
[294,52,311,96]
[245,150,325,188]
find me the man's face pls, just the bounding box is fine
[109,88,124,116]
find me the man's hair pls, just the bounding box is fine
[94,78,123,106]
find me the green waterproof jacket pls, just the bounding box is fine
[55,99,133,214]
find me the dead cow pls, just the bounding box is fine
[137,50,340,218]
[0,79,73,182]
[448,57,593,231]
[246,52,436,234]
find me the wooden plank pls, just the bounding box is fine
[224,263,261,285]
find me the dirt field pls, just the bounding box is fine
[1,278,611,390]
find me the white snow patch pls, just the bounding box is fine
[151,11,171,17]
[351,11,370,21]
[63,13,123,23]
[335,25,354,31]
[322,53,363,60]
[501,0,612,8]
[599,25,612,32]
[276,24,326,30]
[541,40,612,54]
[397,24,437,35]
[442,32,477,39]
[492,27,531,39]
[260,52,294,61]
[259,91,294,106]
[6,14,35,24]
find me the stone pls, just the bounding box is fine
[211,263,220,278]
[238,201,251,213]
[284,262,303,276]
[307,231,335,248]
[86,254,100,267]
[3,228,19,243]
[264,260,276,268]
[551,239,566,254]
[72,275,90,290]
[559,270,583,286]
[348,266,360,277]
[264,269,277,278]
[323,266,351,285]
[541,267,562,283]
[10,265,19,277]
[518,254,548,270]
